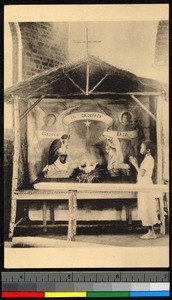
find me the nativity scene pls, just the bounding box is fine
[4,28,169,243]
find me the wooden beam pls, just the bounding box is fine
[9,95,20,238]
[33,182,169,192]
[86,62,89,95]
[156,94,166,234]
[64,72,86,95]
[64,62,86,73]
[20,95,45,120]
[130,95,156,121]
[89,75,108,94]
[92,92,161,96]
[8,91,161,102]
[156,95,163,183]
[12,96,20,189]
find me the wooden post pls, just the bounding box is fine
[126,205,129,224]
[42,201,47,233]
[128,205,132,225]
[73,196,77,236]
[9,95,20,238]
[68,190,77,241]
[50,204,55,225]
[156,94,165,234]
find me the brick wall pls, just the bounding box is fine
[4,129,13,168]
[5,22,69,162]
[155,20,168,66]
[19,22,69,79]
[4,23,69,238]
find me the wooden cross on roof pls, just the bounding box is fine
[74,27,101,57]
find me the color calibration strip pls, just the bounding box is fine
[2,291,170,298]
[2,272,170,297]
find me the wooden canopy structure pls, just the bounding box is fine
[5,55,165,100]
[4,55,168,240]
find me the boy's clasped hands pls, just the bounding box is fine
[129,156,138,166]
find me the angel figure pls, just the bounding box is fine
[117,111,144,163]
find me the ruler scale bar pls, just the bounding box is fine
[1,271,170,283]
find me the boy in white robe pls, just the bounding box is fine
[129,140,160,239]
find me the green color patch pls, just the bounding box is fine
[87,291,130,297]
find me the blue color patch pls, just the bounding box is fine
[130,291,170,297]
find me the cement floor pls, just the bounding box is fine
[5,233,169,248]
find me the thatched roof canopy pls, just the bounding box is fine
[4,55,164,103]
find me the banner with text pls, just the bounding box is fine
[63,112,113,126]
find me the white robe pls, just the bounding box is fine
[44,159,70,178]
[137,154,159,226]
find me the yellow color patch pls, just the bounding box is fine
[45,291,87,298]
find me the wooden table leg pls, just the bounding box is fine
[126,205,129,224]
[50,203,55,225]
[68,190,77,241]
[159,194,165,235]
[73,196,77,236]
[42,201,47,233]
[9,198,17,238]
[128,205,132,225]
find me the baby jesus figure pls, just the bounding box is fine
[103,131,130,177]
[77,161,100,183]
